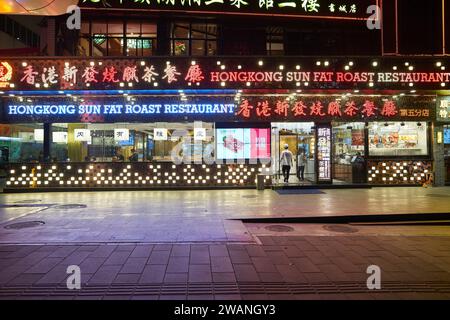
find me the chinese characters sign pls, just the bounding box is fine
[235,97,434,122]
[0,57,448,91]
[79,0,377,20]
[437,98,450,122]
[2,95,434,123]
[317,126,331,182]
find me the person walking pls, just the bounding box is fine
[280,144,293,183]
[297,148,306,181]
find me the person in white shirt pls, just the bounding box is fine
[297,148,306,181]
[280,144,293,183]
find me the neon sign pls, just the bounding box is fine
[8,103,236,116]
[0,62,13,88]
[79,0,377,20]
[234,97,434,121]
[1,57,448,91]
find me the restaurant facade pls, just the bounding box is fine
[0,0,449,191]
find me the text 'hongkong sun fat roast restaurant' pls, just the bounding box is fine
[0,56,448,191]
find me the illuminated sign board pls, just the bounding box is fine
[234,96,434,122]
[2,95,434,123]
[0,57,447,91]
[316,125,332,183]
[437,98,450,122]
[7,104,235,116]
[79,0,378,20]
[4,98,237,123]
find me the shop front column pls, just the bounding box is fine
[43,123,52,162]
[433,124,445,186]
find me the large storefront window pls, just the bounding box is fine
[79,19,157,56]
[44,123,215,163]
[0,124,44,163]
[368,122,429,157]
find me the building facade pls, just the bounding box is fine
[0,0,449,191]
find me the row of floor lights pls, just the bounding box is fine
[7,164,265,186]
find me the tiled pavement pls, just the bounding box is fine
[1,235,450,300]
[2,187,450,243]
[1,188,450,299]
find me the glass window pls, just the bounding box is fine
[0,124,43,163]
[333,122,365,165]
[206,41,217,55]
[126,22,141,36]
[173,39,189,56]
[108,37,124,56]
[332,122,366,184]
[51,124,69,162]
[266,27,284,56]
[173,23,189,38]
[47,123,214,163]
[368,122,429,156]
[171,22,217,56]
[91,20,108,35]
[80,21,90,36]
[79,19,156,56]
[141,23,157,37]
[191,39,205,55]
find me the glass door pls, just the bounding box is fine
[272,122,315,185]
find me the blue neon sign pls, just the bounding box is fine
[7,103,236,116]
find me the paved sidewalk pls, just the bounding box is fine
[1,235,450,300]
[1,187,450,243]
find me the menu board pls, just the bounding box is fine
[216,128,270,160]
[317,127,332,182]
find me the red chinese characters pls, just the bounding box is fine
[102,66,119,83]
[237,99,254,118]
[361,100,377,117]
[185,65,204,83]
[274,100,289,117]
[327,101,342,116]
[310,101,325,116]
[344,101,358,117]
[232,98,426,120]
[381,100,398,117]
[122,66,139,83]
[82,66,99,83]
[21,65,38,85]
[256,101,271,117]
[292,101,308,117]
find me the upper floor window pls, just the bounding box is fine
[78,19,157,57]
[171,22,217,56]
[266,27,284,56]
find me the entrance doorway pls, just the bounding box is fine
[272,123,315,185]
